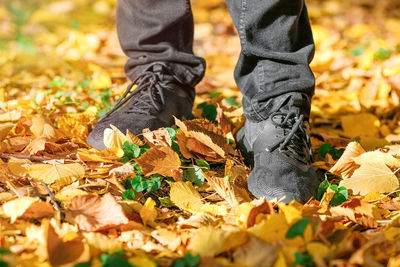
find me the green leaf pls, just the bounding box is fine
[159,196,173,207]
[225,96,241,107]
[147,176,162,192]
[49,76,67,88]
[349,47,365,56]
[209,91,222,98]
[318,143,332,158]
[77,77,90,88]
[0,261,8,267]
[166,127,176,140]
[120,141,141,163]
[99,251,132,267]
[172,254,200,267]
[285,217,310,239]
[15,33,35,54]
[195,159,210,172]
[330,186,348,206]
[100,89,112,107]
[80,101,89,111]
[293,252,314,267]
[183,166,205,186]
[74,263,90,267]
[197,102,217,123]
[317,178,330,201]
[0,249,10,255]
[131,176,147,192]
[122,189,135,200]
[374,48,392,61]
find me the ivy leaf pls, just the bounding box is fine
[318,143,344,160]
[120,141,142,163]
[293,252,314,267]
[183,165,205,187]
[330,185,348,206]
[74,263,90,267]
[172,253,201,267]
[317,178,330,201]
[166,127,176,140]
[0,249,10,255]
[131,176,147,192]
[285,217,310,239]
[147,176,162,192]
[122,189,135,200]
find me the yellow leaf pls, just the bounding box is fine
[206,176,239,207]
[247,213,288,243]
[135,146,181,177]
[188,227,248,257]
[0,110,21,122]
[128,257,157,267]
[83,232,123,252]
[278,201,303,225]
[169,181,204,213]
[28,163,85,187]
[7,157,32,176]
[58,112,96,140]
[353,151,400,168]
[30,115,56,139]
[0,122,14,141]
[200,203,228,216]
[339,162,399,195]
[140,198,158,227]
[340,113,380,138]
[55,188,89,202]
[103,124,143,155]
[3,197,39,223]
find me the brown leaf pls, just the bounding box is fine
[330,199,377,228]
[46,222,89,266]
[22,202,54,220]
[66,193,129,231]
[142,128,172,147]
[0,123,14,142]
[135,145,181,177]
[216,105,232,135]
[330,142,366,179]
[30,115,57,139]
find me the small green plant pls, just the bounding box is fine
[286,217,311,239]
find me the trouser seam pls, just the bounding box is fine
[238,0,247,54]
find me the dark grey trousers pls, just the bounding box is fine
[116,0,315,122]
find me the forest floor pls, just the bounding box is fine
[1,0,400,266]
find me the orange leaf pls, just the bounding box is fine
[135,146,181,177]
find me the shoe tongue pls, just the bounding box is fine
[277,92,310,120]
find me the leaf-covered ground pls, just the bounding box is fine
[2,0,400,266]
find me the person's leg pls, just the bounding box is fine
[116,0,205,88]
[87,0,205,150]
[227,0,320,203]
[226,0,315,121]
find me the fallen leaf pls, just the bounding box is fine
[233,236,278,267]
[206,175,239,207]
[339,162,399,195]
[28,162,85,188]
[142,128,172,147]
[0,123,14,141]
[187,227,248,257]
[3,197,39,223]
[46,222,89,266]
[169,181,204,213]
[330,142,366,178]
[139,198,157,226]
[135,146,181,177]
[30,115,57,139]
[83,232,123,252]
[341,113,380,138]
[330,199,377,228]
[67,193,129,231]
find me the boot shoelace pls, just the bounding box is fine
[265,111,313,164]
[98,66,174,122]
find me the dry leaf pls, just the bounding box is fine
[3,197,39,223]
[28,162,85,188]
[330,142,366,178]
[0,123,14,141]
[169,181,204,213]
[341,113,380,138]
[30,115,57,139]
[46,222,89,266]
[139,198,158,226]
[330,199,378,228]
[206,176,239,207]
[353,151,400,168]
[135,146,181,177]
[339,162,399,195]
[67,193,129,231]
[142,128,172,147]
[187,227,248,257]
[233,236,278,267]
